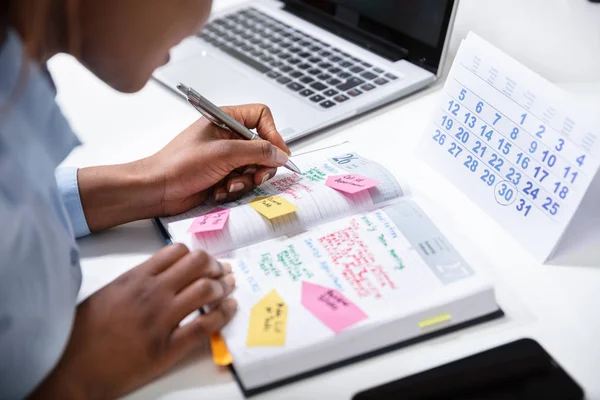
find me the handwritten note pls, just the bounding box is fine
[209,333,233,366]
[326,174,381,194]
[301,282,367,333]
[249,196,297,219]
[188,208,230,234]
[246,289,288,346]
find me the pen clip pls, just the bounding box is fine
[186,98,230,131]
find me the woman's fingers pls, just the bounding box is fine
[159,249,229,292]
[219,104,290,155]
[169,298,238,356]
[253,167,278,186]
[140,243,190,275]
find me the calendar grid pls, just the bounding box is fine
[432,118,560,223]
[443,90,581,195]
[460,63,597,162]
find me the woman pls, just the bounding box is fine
[0,0,292,398]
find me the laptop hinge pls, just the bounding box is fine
[283,2,408,62]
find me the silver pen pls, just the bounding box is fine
[176,83,301,174]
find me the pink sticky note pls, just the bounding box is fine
[301,282,368,333]
[325,174,381,194]
[188,208,230,234]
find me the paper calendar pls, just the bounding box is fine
[419,32,600,261]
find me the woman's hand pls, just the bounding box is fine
[78,104,291,232]
[31,244,237,400]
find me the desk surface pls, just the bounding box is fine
[51,1,600,398]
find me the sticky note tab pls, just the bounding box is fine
[325,174,381,194]
[249,196,297,219]
[301,282,367,334]
[188,208,230,234]
[418,314,451,328]
[209,333,232,366]
[246,289,288,346]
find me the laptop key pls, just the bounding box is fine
[308,68,322,76]
[308,57,321,63]
[309,94,325,102]
[319,50,332,57]
[279,65,293,73]
[279,41,292,48]
[327,78,341,86]
[373,67,384,73]
[287,82,304,92]
[289,70,303,78]
[219,45,270,73]
[276,76,291,84]
[278,53,291,60]
[347,88,363,97]
[289,47,301,53]
[317,73,331,81]
[337,71,352,79]
[349,66,364,73]
[361,71,378,80]
[298,63,311,70]
[385,73,398,80]
[299,52,312,58]
[334,94,349,103]
[338,60,353,68]
[300,76,314,84]
[310,82,328,91]
[318,62,332,69]
[299,89,314,97]
[374,77,389,85]
[329,55,342,62]
[250,49,263,57]
[269,60,283,68]
[328,67,341,74]
[266,71,281,79]
[360,83,376,91]
[320,100,336,108]
[361,62,372,68]
[336,77,364,91]
[323,89,338,97]
[310,45,321,52]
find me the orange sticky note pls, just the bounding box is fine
[210,333,233,366]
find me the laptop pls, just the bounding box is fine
[154,0,459,142]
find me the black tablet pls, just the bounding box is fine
[353,338,583,400]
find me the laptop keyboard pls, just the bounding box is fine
[197,7,399,110]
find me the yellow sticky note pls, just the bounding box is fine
[246,289,288,347]
[210,333,232,366]
[250,196,297,219]
[418,314,451,328]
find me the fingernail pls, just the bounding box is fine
[222,273,236,289]
[243,166,257,175]
[221,262,232,273]
[223,298,238,314]
[215,192,226,202]
[261,172,272,185]
[274,148,289,165]
[228,182,245,193]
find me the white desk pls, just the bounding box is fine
[51,0,600,398]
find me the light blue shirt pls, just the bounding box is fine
[0,30,91,398]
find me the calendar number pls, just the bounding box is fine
[433,130,446,145]
[480,125,493,141]
[542,197,560,216]
[489,153,504,171]
[459,88,467,101]
[476,101,484,113]
[506,168,522,185]
[448,143,463,158]
[523,181,540,200]
[464,155,479,172]
[516,199,532,217]
[448,100,460,116]
[533,166,549,182]
[497,138,512,155]
[510,127,519,140]
[493,113,502,125]
[464,112,477,128]
[520,113,527,125]
[472,141,487,157]
[576,155,585,167]
[536,125,546,139]
[528,140,537,154]
[441,115,453,130]
[455,127,470,144]
[541,150,557,168]
[331,153,358,165]
[516,152,530,169]
[553,182,569,199]
[555,138,565,152]
[480,169,495,186]
[495,181,517,205]
[563,166,578,184]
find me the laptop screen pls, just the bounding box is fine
[283,0,455,72]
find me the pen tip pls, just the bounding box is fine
[176,83,189,94]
